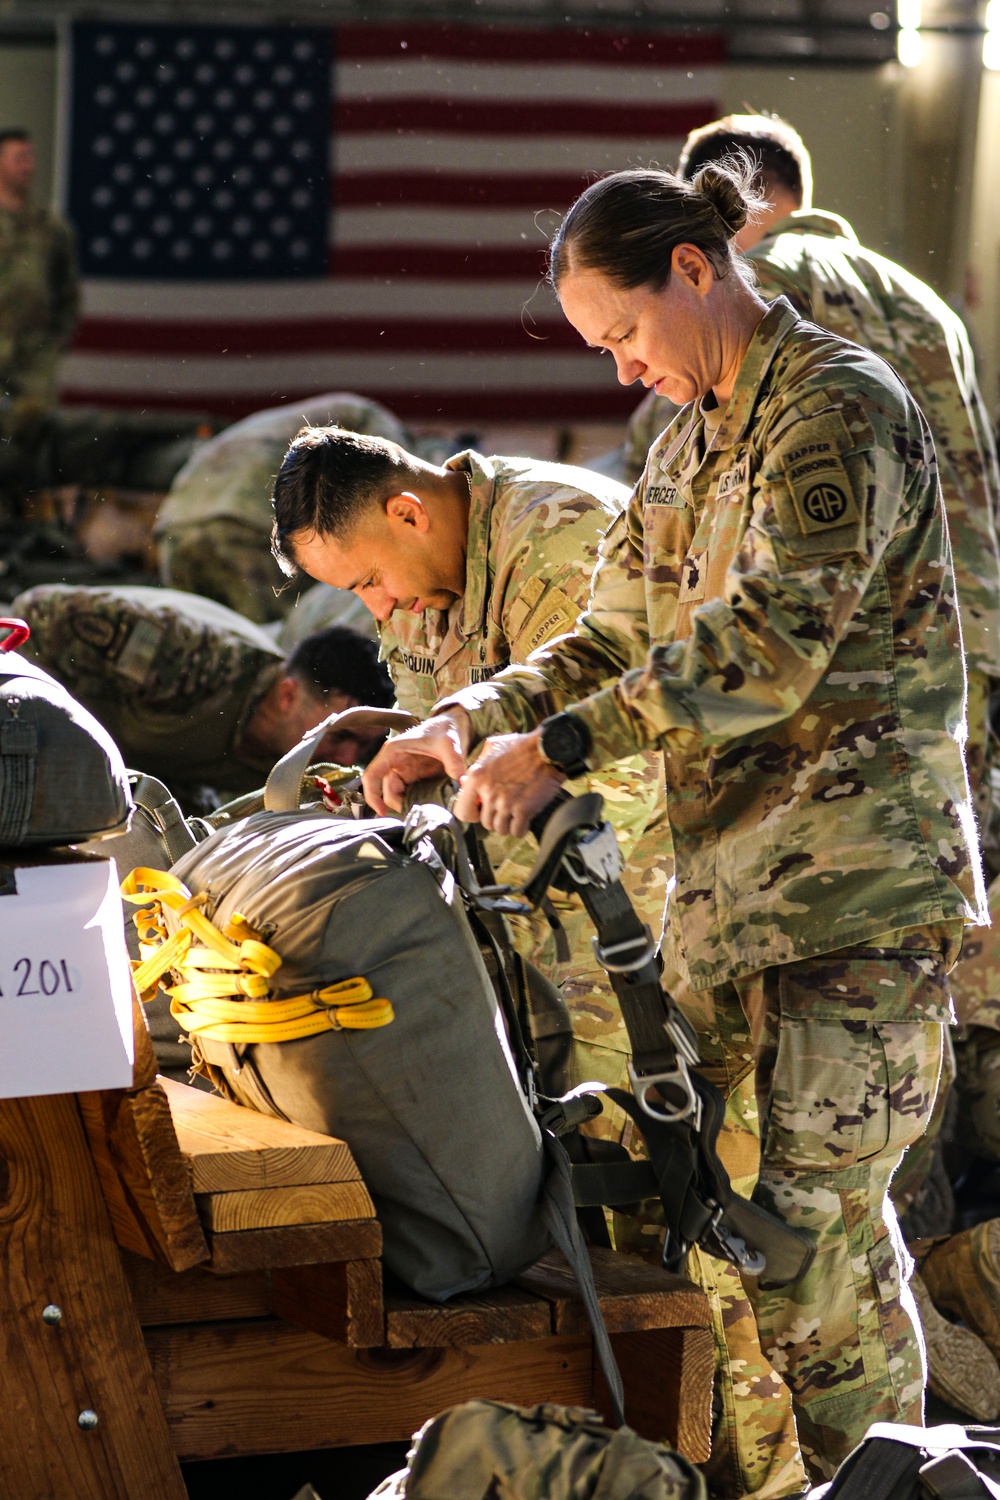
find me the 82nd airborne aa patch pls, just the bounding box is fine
[779,412,862,537]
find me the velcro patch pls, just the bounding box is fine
[778,414,862,538]
[115,619,165,684]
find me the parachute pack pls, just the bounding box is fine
[117,706,815,1426]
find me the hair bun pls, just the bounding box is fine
[692,161,751,238]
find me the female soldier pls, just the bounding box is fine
[362,164,985,1480]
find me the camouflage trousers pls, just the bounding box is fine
[158,519,289,624]
[724,928,956,1481]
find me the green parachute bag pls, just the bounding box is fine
[368,1400,707,1500]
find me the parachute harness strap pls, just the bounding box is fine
[121,867,393,1043]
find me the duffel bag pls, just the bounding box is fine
[0,618,131,848]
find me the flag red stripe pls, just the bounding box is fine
[60,385,639,422]
[335,96,715,137]
[73,316,582,356]
[328,245,548,278]
[334,172,596,209]
[335,24,726,67]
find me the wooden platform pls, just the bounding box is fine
[0,996,715,1494]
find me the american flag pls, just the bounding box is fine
[62,20,724,425]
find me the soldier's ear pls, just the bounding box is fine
[385,492,430,533]
[276,674,301,713]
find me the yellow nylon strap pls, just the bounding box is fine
[121,868,394,1041]
[168,977,394,1043]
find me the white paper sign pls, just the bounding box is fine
[0,857,134,1097]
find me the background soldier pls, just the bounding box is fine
[13,583,393,809]
[0,126,79,506]
[156,391,410,624]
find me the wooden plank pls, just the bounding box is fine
[516,1246,710,1336]
[602,1327,715,1464]
[385,1284,551,1349]
[0,1091,187,1498]
[130,988,159,1093]
[78,1082,209,1273]
[144,1319,595,1461]
[197,1178,375,1233]
[272,1259,384,1348]
[159,1077,361,1193]
[121,1251,272,1327]
[206,1216,382,1274]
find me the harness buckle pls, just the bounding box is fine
[591,925,656,974]
[563,822,622,888]
[628,1056,702,1128]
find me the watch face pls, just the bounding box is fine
[543,716,585,768]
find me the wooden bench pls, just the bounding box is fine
[0,992,714,1497]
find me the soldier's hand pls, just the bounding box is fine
[362,711,470,814]
[454,731,565,838]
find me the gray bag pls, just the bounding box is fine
[170,800,553,1299]
[0,621,132,848]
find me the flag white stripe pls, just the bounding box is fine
[80,279,560,320]
[330,206,558,246]
[62,349,620,395]
[333,134,689,173]
[333,59,721,105]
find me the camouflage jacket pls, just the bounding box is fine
[155,392,409,536]
[443,301,986,992]
[13,584,284,797]
[381,450,664,961]
[624,211,1000,676]
[0,202,79,409]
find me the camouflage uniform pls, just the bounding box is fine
[380,450,664,995]
[156,392,410,624]
[622,213,1000,1184]
[442,300,986,1479]
[13,583,284,802]
[0,202,79,418]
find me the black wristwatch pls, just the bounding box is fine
[538,712,591,780]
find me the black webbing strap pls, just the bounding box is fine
[823,1425,1000,1500]
[523,791,815,1286]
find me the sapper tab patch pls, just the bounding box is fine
[778,413,862,537]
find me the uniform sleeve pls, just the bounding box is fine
[440,490,651,744]
[447,400,927,774]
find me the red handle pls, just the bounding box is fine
[0,618,30,653]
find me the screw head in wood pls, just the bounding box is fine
[41,1304,62,1325]
[77,1410,99,1430]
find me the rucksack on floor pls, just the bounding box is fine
[368,1399,707,1500]
[0,618,132,848]
[812,1422,1000,1499]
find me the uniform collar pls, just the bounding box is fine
[760,207,858,246]
[705,295,801,451]
[444,449,496,640]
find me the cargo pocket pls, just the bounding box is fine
[762,959,943,1175]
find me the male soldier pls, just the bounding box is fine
[0,128,79,458]
[270,430,665,984]
[156,392,409,624]
[271,432,805,1500]
[13,583,393,809]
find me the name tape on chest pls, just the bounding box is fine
[778,414,862,538]
[644,482,686,509]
